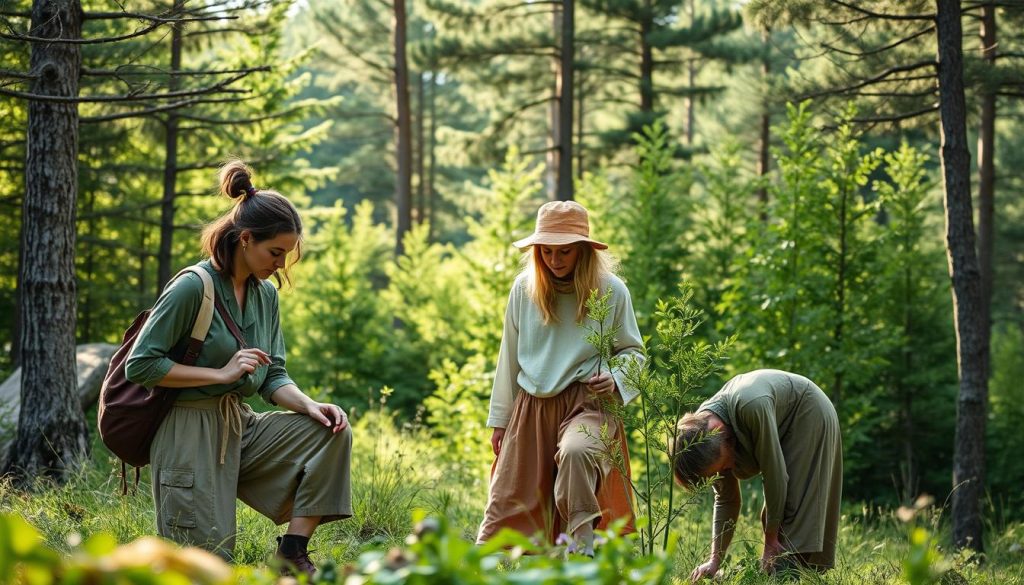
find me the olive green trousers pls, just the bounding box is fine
[150,394,353,559]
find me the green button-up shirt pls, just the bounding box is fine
[125,260,295,403]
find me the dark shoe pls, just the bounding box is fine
[276,536,317,581]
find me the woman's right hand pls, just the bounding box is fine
[689,558,720,582]
[490,427,506,457]
[219,348,271,383]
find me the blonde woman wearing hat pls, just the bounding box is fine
[476,201,644,555]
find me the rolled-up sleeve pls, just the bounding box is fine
[125,274,203,389]
[609,280,645,405]
[487,285,520,428]
[259,287,295,404]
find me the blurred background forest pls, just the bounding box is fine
[2,0,1024,573]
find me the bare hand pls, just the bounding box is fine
[490,427,506,456]
[690,558,720,582]
[307,402,348,433]
[586,372,617,396]
[219,348,271,383]
[760,535,785,573]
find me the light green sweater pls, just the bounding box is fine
[486,272,645,428]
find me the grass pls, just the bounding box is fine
[2,408,1023,584]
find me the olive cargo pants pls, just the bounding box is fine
[150,394,353,559]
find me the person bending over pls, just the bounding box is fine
[674,369,842,580]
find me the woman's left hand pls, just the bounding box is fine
[587,372,617,396]
[307,402,348,433]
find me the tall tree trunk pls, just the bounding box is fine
[393,0,413,255]
[639,13,654,114]
[546,7,561,200]
[757,27,771,221]
[832,183,848,412]
[684,0,696,146]
[12,238,23,368]
[415,71,426,225]
[6,0,89,485]
[977,5,996,379]
[935,0,988,553]
[427,71,437,242]
[576,60,585,180]
[555,0,574,201]
[81,188,94,342]
[157,0,184,294]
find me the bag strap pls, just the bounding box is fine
[215,299,247,349]
[170,266,215,365]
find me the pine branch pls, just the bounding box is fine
[798,61,936,100]
[79,98,205,123]
[0,71,252,103]
[176,107,303,125]
[1,13,231,44]
[82,65,269,77]
[851,87,937,98]
[0,68,35,80]
[81,11,232,23]
[488,95,556,136]
[851,104,939,125]
[184,27,254,38]
[962,1,1024,10]
[826,0,934,21]
[819,25,934,58]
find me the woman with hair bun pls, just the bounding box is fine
[126,160,351,578]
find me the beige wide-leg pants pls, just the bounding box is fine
[150,394,353,559]
[477,383,634,545]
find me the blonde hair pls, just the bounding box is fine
[524,242,618,324]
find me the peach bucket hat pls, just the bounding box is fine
[512,201,608,250]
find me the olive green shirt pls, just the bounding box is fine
[699,370,817,531]
[125,261,294,403]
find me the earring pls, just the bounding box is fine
[242,242,248,251]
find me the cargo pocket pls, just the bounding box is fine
[159,469,197,529]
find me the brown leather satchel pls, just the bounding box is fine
[97,266,215,490]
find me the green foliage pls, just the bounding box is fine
[422,356,493,491]
[599,122,692,333]
[687,138,758,322]
[988,323,1024,518]
[581,288,621,376]
[716,103,952,501]
[280,202,406,406]
[347,512,675,585]
[414,146,541,492]
[597,286,732,555]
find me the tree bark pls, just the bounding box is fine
[639,11,654,114]
[935,0,988,553]
[393,0,413,255]
[976,5,995,379]
[555,0,574,201]
[415,71,426,225]
[576,55,585,180]
[12,237,23,368]
[427,71,437,242]
[684,0,695,146]
[157,0,184,294]
[6,0,90,485]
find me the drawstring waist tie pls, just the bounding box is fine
[174,394,253,464]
